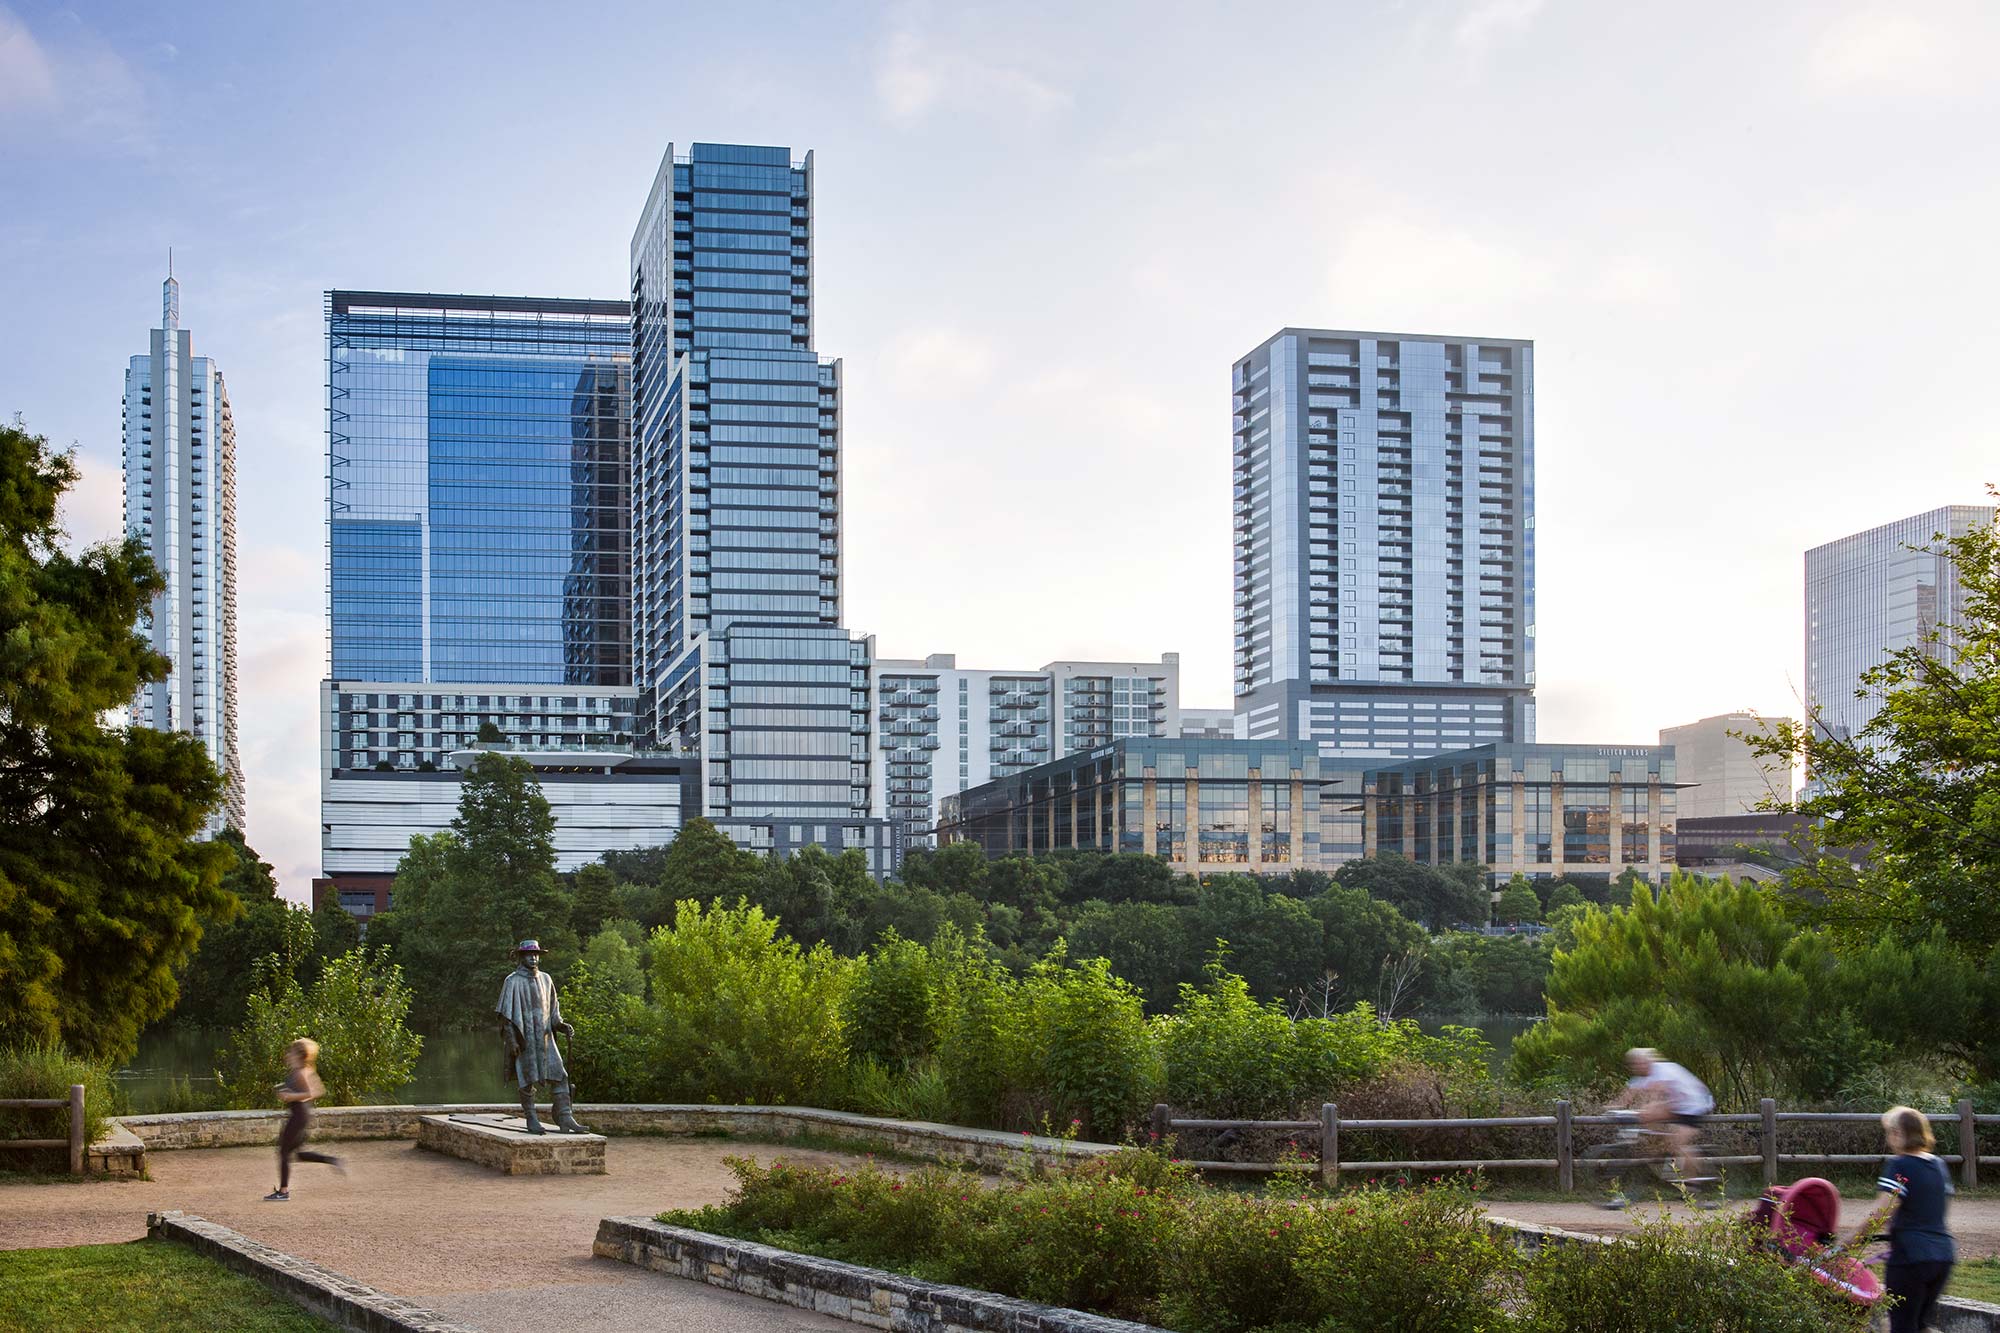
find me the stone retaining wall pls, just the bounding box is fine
[594,1216,1163,1333]
[117,1104,1115,1173]
[147,1210,479,1333]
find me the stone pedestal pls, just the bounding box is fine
[416,1113,606,1175]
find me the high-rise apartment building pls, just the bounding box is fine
[1805,505,1997,745]
[1659,712,1792,819]
[123,270,243,835]
[317,291,689,894]
[871,653,1181,844]
[630,141,885,850]
[1231,328,1535,763]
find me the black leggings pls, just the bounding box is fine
[1885,1259,1952,1333]
[277,1101,339,1189]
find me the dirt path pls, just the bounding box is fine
[1493,1196,2000,1258]
[0,1137,867,1332]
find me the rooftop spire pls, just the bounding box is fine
[162,250,179,331]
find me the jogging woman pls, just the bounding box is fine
[266,1038,344,1201]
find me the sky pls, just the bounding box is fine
[2,0,1995,901]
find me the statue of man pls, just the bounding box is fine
[494,939,589,1134]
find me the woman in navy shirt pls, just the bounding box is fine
[1847,1105,1955,1333]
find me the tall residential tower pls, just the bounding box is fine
[1231,328,1535,761]
[123,269,244,835]
[631,141,887,860]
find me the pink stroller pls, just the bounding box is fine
[1747,1177,1885,1308]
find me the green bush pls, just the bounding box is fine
[1517,1213,1873,1333]
[215,948,422,1108]
[0,1043,115,1160]
[1016,949,1161,1139]
[650,898,853,1104]
[560,962,670,1102]
[846,931,938,1074]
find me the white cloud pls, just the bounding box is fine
[1454,0,1548,51]
[1324,213,1553,328]
[1588,253,1680,308]
[55,450,124,553]
[0,7,56,109]
[882,326,997,397]
[873,25,1070,124]
[1806,7,1962,95]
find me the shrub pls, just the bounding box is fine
[560,963,670,1102]
[1288,1180,1513,1333]
[846,931,938,1074]
[214,948,422,1107]
[650,898,853,1105]
[1517,1213,1874,1333]
[1016,949,1161,1139]
[0,1044,115,1161]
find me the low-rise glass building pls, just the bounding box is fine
[936,739,1335,874]
[1362,743,1681,887]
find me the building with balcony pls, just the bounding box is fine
[124,268,243,835]
[1659,712,1792,819]
[1362,743,1682,888]
[1178,707,1239,740]
[870,653,1181,846]
[1232,328,1535,762]
[936,738,1336,875]
[1805,505,1997,748]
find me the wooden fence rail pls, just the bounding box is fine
[0,1084,86,1175]
[1152,1098,1995,1194]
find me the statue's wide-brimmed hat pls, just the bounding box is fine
[515,939,543,954]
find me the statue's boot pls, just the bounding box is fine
[553,1083,591,1135]
[518,1090,547,1135]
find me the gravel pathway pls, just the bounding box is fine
[0,1137,863,1332]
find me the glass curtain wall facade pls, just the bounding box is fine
[123,271,244,835]
[326,291,632,686]
[937,739,1330,875]
[1804,505,1997,745]
[1232,329,1534,762]
[1363,744,1679,889]
[631,142,841,745]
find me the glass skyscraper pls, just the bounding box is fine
[124,269,244,836]
[1232,328,1535,763]
[1805,504,1997,744]
[631,142,873,832]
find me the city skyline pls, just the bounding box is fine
[5,1,1997,897]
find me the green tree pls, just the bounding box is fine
[173,830,293,1029]
[1307,883,1427,1010]
[614,817,762,930]
[750,844,873,952]
[899,841,990,900]
[1496,877,1541,925]
[1749,504,2000,952]
[1067,900,1192,1011]
[1335,853,1489,930]
[1185,876,1323,1003]
[367,753,575,1029]
[215,947,422,1107]
[577,925,646,998]
[0,420,233,1062]
[1545,882,1587,913]
[570,863,620,940]
[476,719,505,743]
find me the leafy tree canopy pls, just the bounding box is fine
[1335,852,1490,930]
[0,420,231,1062]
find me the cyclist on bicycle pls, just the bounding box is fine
[1605,1047,1715,1203]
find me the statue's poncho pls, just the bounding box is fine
[495,965,568,1088]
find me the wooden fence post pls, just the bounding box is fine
[1961,1098,1979,1189]
[1320,1103,1339,1190]
[1555,1100,1573,1193]
[1150,1103,1171,1147]
[1761,1098,1778,1187]
[67,1080,84,1176]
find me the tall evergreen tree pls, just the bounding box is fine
[0,421,232,1061]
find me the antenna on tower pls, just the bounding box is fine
[169,246,174,278]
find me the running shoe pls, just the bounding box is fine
[263,1189,289,1202]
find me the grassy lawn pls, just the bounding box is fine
[0,1240,330,1333]
[1952,1258,2000,1305]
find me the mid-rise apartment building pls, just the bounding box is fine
[123,269,243,835]
[1805,505,1997,745]
[870,653,1181,844]
[1232,328,1534,762]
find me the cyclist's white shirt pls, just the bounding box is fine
[1629,1060,1714,1116]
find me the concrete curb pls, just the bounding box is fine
[147,1210,479,1333]
[116,1104,1118,1174]
[594,1216,1166,1333]
[1485,1212,2000,1332]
